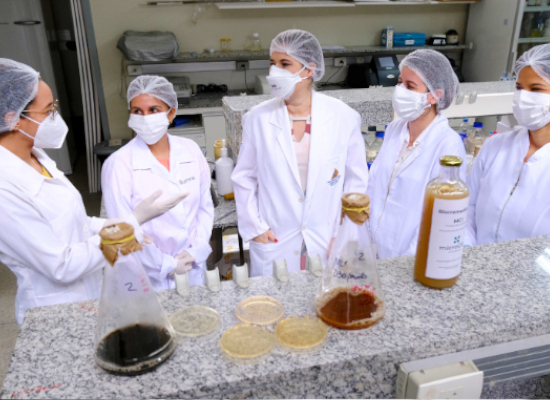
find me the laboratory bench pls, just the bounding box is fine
[2,235,550,399]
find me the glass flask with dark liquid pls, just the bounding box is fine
[95,223,177,375]
[316,193,385,330]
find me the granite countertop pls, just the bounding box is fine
[3,235,550,399]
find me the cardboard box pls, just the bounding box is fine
[215,234,250,281]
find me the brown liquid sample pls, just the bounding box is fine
[414,186,469,289]
[95,324,176,376]
[316,287,385,330]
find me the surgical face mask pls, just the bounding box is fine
[392,84,431,122]
[512,89,550,131]
[266,65,308,100]
[19,112,68,149]
[128,110,171,145]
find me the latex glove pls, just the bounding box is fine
[172,251,196,275]
[133,190,188,226]
[102,218,124,228]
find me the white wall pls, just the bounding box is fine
[89,1,469,139]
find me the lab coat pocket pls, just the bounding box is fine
[248,240,278,276]
[325,157,342,187]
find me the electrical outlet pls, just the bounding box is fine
[237,61,249,70]
[334,57,347,67]
[127,65,142,76]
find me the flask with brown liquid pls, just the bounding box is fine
[414,156,469,289]
[315,193,385,330]
[94,223,177,375]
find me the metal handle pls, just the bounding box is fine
[13,20,41,25]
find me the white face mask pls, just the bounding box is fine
[128,110,171,145]
[19,112,69,149]
[392,84,431,122]
[266,65,308,100]
[512,89,550,131]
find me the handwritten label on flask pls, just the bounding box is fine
[425,197,469,280]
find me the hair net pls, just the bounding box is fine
[0,58,40,134]
[515,44,550,85]
[399,49,459,110]
[127,75,178,110]
[270,29,325,82]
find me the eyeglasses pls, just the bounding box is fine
[21,99,59,120]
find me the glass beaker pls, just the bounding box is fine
[94,223,177,375]
[315,193,385,330]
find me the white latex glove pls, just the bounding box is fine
[171,251,196,275]
[133,190,188,226]
[102,218,124,228]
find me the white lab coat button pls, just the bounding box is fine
[299,198,304,203]
[302,226,306,231]
[294,251,299,256]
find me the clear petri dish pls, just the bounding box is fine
[275,315,328,353]
[170,305,221,337]
[235,296,284,326]
[220,324,275,362]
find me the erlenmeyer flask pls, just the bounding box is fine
[315,193,385,330]
[95,223,177,375]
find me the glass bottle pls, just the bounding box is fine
[94,223,177,375]
[414,156,469,289]
[315,193,385,330]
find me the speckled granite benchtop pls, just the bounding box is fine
[2,234,550,399]
[222,81,516,159]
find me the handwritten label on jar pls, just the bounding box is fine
[425,197,469,280]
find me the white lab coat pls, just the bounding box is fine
[466,127,550,246]
[102,134,213,290]
[232,90,369,276]
[0,146,126,326]
[367,114,467,259]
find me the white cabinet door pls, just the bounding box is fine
[203,112,227,160]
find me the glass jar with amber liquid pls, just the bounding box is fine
[414,156,469,289]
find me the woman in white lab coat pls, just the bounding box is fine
[232,30,369,276]
[0,59,185,325]
[465,44,550,246]
[367,50,466,259]
[102,75,214,290]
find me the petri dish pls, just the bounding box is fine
[220,324,275,362]
[170,305,220,337]
[275,315,328,353]
[235,296,284,325]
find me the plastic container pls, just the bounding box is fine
[220,324,275,363]
[367,131,384,170]
[414,156,469,289]
[215,139,234,196]
[251,33,261,51]
[220,38,228,52]
[169,306,221,339]
[315,193,385,330]
[381,30,426,47]
[275,315,327,353]
[236,296,284,326]
[465,122,485,155]
[456,118,470,146]
[385,26,393,49]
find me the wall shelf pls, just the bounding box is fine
[214,0,475,9]
[518,37,550,44]
[524,5,550,12]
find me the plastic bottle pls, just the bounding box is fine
[215,139,234,195]
[367,131,384,170]
[414,156,469,289]
[386,26,394,49]
[500,71,509,81]
[456,118,470,146]
[251,33,261,51]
